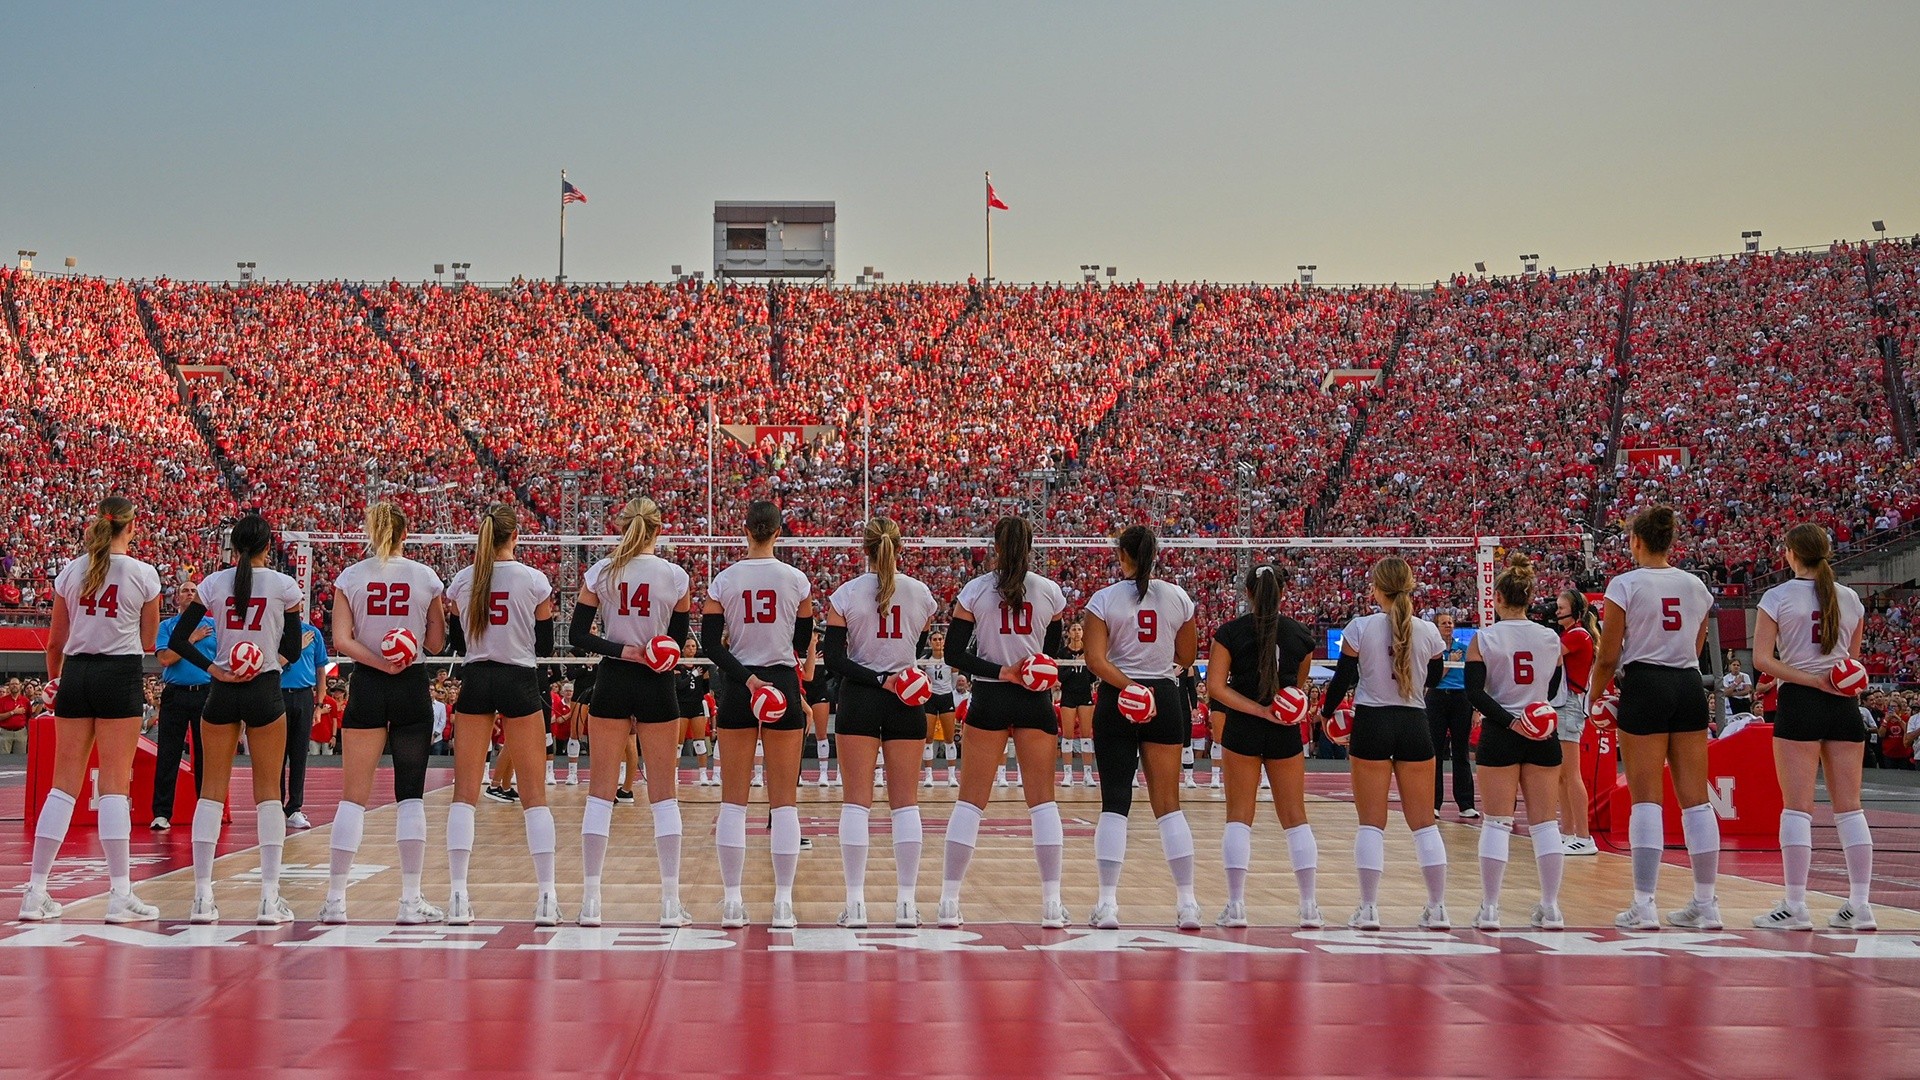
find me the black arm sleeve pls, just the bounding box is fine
[667,609,690,647]
[568,602,623,659]
[1426,657,1446,690]
[445,614,466,656]
[1547,666,1563,702]
[168,603,213,671]
[535,617,554,659]
[944,618,1005,680]
[1465,660,1516,728]
[1042,619,1065,659]
[279,612,304,666]
[1320,653,1359,718]
[823,624,889,689]
[702,612,752,685]
[791,615,815,657]
[916,630,931,657]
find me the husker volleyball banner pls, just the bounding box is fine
[1618,446,1691,470]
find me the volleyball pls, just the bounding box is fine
[227,641,264,680]
[642,635,682,674]
[379,627,419,668]
[1117,683,1157,723]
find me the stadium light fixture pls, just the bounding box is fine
[453,262,470,285]
[1473,261,1487,274]
[434,263,445,284]
[1741,230,1761,253]
[16,249,35,272]
[63,257,75,270]
[1106,266,1117,279]
[1080,263,1099,284]
[1520,254,1540,275]
[236,261,256,283]
[1298,264,1316,286]
[1873,220,1887,240]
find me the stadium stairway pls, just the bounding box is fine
[1304,317,1414,535]
[1863,246,1919,454]
[1587,274,1636,530]
[0,273,67,463]
[132,288,252,505]
[571,290,667,393]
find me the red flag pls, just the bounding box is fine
[987,183,1009,211]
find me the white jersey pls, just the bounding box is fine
[1084,579,1197,681]
[1340,611,1446,709]
[1604,566,1714,668]
[53,554,162,656]
[830,572,939,673]
[1757,577,1865,677]
[955,571,1069,681]
[448,561,553,667]
[1473,618,1565,713]
[584,554,691,646]
[195,565,304,674]
[710,557,812,668]
[334,556,446,656]
[925,659,956,696]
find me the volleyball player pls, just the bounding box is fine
[922,629,958,787]
[1058,620,1096,786]
[565,666,593,785]
[444,505,560,926]
[1205,564,1321,928]
[1082,526,1202,930]
[568,496,695,928]
[702,500,814,929]
[1554,589,1599,856]
[1586,506,1719,930]
[804,628,838,787]
[1751,523,1875,930]
[1461,554,1567,930]
[170,513,306,925]
[678,637,714,785]
[23,497,163,923]
[939,515,1071,929]
[324,502,448,924]
[822,516,940,928]
[1319,556,1450,930]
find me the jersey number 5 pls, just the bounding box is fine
[488,592,510,626]
[1660,597,1682,631]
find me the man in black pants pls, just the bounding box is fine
[152,586,215,829]
[1427,611,1478,818]
[280,618,329,830]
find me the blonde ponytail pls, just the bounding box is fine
[469,504,518,640]
[366,502,408,562]
[864,516,902,615]
[1372,556,1417,700]
[81,496,135,599]
[607,497,663,574]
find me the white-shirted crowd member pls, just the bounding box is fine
[822,516,940,929]
[701,500,815,929]
[1587,505,1719,931]
[1205,564,1322,929]
[170,512,305,925]
[23,497,163,923]
[1082,526,1202,931]
[324,502,448,925]
[1058,621,1098,786]
[1319,556,1450,931]
[1553,589,1600,856]
[939,515,1071,929]
[921,630,959,787]
[1752,523,1875,931]
[568,497,694,928]
[444,505,559,925]
[1462,554,1569,931]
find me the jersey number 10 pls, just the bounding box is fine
[998,603,1034,636]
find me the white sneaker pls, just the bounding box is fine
[1216,901,1249,928]
[1089,902,1121,930]
[545,764,556,787]
[1183,774,1197,790]
[1562,836,1599,857]
[1829,901,1877,931]
[446,891,473,926]
[996,768,1008,787]
[577,895,602,928]
[1667,897,1723,930]
[894,900,921,928]
[1210,776,1223,791]
[752,771,765,788]
[149,816,171,831]
[770,901,797,929]
[17,887,61,922]
[1133,773,1144,789]
[659,901,694,928]
[1459,808,1481,820]
[1614,898,1659,931]
[1473,903,1500,931]
[398,896,445,925]
[1419,903,1452,931]
[937,899,964,928]
[1530,903,1566,930]
[566,765,579,786]
[1258,773,1271,791]
[189,894,219,924]
[256,894,294,926]
[946,773,958,788]
[104,890,159,924]
[1041,900,1070,929]
[534,891,561,927]
[320,897,348,924]
[287,812,312,830]
[720,899,749,929]
[837,902,867,929]
[1752,900,1812,931]
[1349,903,1381,931]
[829,773,843,788]
[921,771,933,788]
[1298,902,1325,929]
[1175,902,1203,931]
[1083,769,1096,786]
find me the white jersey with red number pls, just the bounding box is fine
[1604,567,1713,669]
[710,557,811,668]
[53,554,162,656]
[584,554,691,646]
[955,571,1068,682]
[1084,579,1196,682]
[448,561,553,668]
[830,572,938,673]
[334,556,446,656]
[1474,618,1565,713]
[195,565,305,674]
[1339,611,1446,709]
[1757,577,1865,677]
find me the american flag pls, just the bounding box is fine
[562,179,588,205]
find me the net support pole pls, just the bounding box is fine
[1475,537,1497,629]
[294,541,314,612]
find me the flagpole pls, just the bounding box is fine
[862,395,872,523]
[558,169,567,285]
[984,171,993,285]
[706,395,716,584]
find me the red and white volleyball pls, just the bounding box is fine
[380,627,419,668]
[893,667,933,706]
[1590,692,1619,730]
[1271,686,1309,726]
[41,679,59,707]
[642,635,682,674]
[1117,683,1157,723]
[1017,654,1060,692]
[1829,658,1868,696]
[1324,706,1354,745]
[750,683,788,724]
[1517,701,1559,740]
[227,641,264,680]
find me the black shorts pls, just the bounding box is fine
[343,666,433,730]
[1615,662,1710,737]
[964,680,1058,735]
[1059,679,1094,709]
[453,662,546,719]
[204,670,286,729]
[834,680,928,742]
[1476,720,1564,769]
[803,675,832,707]
[1774,683,1868,743]
[1348,704,1434,763]
[714,664,806,732]
[926,692,956,715]
[590,658,681,725]
[1092,680,1187,747]
[677,694,708,720]
[52,654,144,719]
[1219,709,1305,761]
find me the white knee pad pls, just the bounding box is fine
[1180,746,1196,766]
[923,744,936,763]
[1680,803,1720,855]
[36,789,77,842]
[1836,808,1872,850]
[1095,812,1129,862]
[1780,808,1813,849]
[1412,824,1447,868]
[257,800,287,848]
[1354,825,1386,872]
[716,803,748,848]
[1285,822,1318,871]
[1628,802,1663,849]
[1479,817,1513,862]
[946,801,983,849]
[691,739,709,756]
[446,801,476,852]
[651,798,682,839]
[395,799,426,844]
[1156,811,1194,861]
[1029,802,1063,847]
[333,801,368,852]
[96,794,131,842]
[1078,738,1095,755]
[770,805,801,856]
[582,796,614,838]
[1209,744,1223,761]
[1222,821,1252,870]
[193,798,225,844]
[523,806,556,855]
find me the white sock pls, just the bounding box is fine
[581,796,614,893]
[396,799,427,903]
[717,802,748,904]
[1286,822,1318,908]
[1222,821,1252,904]
[1095,811,1128,906]
[1780,809,1813,907]
[1031,802,1064,904]
[1412,824,1447,906]
[330,800,367,903]
[1836,809,1873,907]
[1479,817,1513,908]
[771,805,801,905]
[1530,821,1564,909]
[96,794,132,895]
[30,788,77,892]
[192,797,223,898]
[1355,825,1385,905]
[523,805,556,891]
[1629,801,1662,905]
[652,798,683,902]
[257,800,287,898]
[1157,810,1197,907]
[941,801,983,903]
[893,806,923,903]
[1680,803,1719,903]
[840,804,871,905]
[446,801,476,891]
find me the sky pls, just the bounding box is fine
[2,2,1916,286]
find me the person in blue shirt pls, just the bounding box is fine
[1428,611,1479,818]
[279,611,329,830]
[152,585,216,829]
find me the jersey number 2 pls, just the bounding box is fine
[366,582,411,616]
